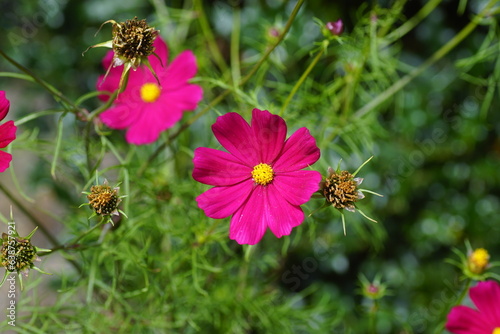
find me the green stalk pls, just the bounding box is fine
[138,0,306,175]
[382,0,443,46]
[279,47,325,116]
[231,7,242,88]
[354,0,497,119]
[193,0,230,75]
[0,49,81,114]
[434,278,471,334]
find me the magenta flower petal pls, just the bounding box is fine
[470,280,500,324]
[192,147,252,186]
[272,170,321,206]
[162,51,198,89]
[265,187,305,238]
[100,104,137,130]
[194,108,321,244]
[196,180,254,219]
[446,306,490,334]
[0,121,16,173]
[273,127,320,172]
[97,36,202,145]
[212,112,258,166]
[229,186,269,245]
[162,84,203,112]
[0,121,17,148]
[0,150,13,173]
[446,281,500,334]
[125,105,171,145]
[251,108,287,163]
[0,91,10,121]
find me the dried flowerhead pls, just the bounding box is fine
[322,169,364,212]
[85,17,160,92]
[0,224,51,290]
[319,157,382,235]
[86,180,121,216]
[111,17,158,68]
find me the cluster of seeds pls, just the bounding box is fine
[112,17,157,67]
[0,233,37,273]
[87,184,120,215]
[322,170,361,211]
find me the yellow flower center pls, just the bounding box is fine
[468,248,490,274]
[251,163,274,186]
[492,328,500,334]
[140,83,161,103]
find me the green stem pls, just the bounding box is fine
[138,0,306,175]
[193,0,230,75]
[279,47,325,116]
[231,7,242,88]
[382,0,443,46]
[353,0,497,119]
[0,49,81,114]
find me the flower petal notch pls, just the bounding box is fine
[193,108,322,245]
[97,36,203,145]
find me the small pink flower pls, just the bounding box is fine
[192,108,321,245]
[97,36,203,145]
[326,19,343,36]
[446,280,500,334]
[0,91,16,173]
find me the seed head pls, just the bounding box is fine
[322,168,364,212]
[0,233,39,274]
[87,181,121,216]
[111,17,158,68]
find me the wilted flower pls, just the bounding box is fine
[84,179,122,217]
[193,108,321,245]
[97,36,203,145]
[322,169,364,212]
[0,91,17,173]
[446,280,500,334]
[87,17,160,92]
[320,157,381,234]
[0,225,51,290]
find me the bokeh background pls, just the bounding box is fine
[1,0,499,333]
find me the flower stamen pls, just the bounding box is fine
[140,83,161,103]
[252,163,274,186]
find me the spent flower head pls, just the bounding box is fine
[86,17,160,92]
[0,223,51,290]
[319,156,382,235]
[82,178,127,222]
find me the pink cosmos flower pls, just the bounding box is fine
[0,91,16,173]
[446,280,500,334]
[192,108,322,245]
[97,36,203,145]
